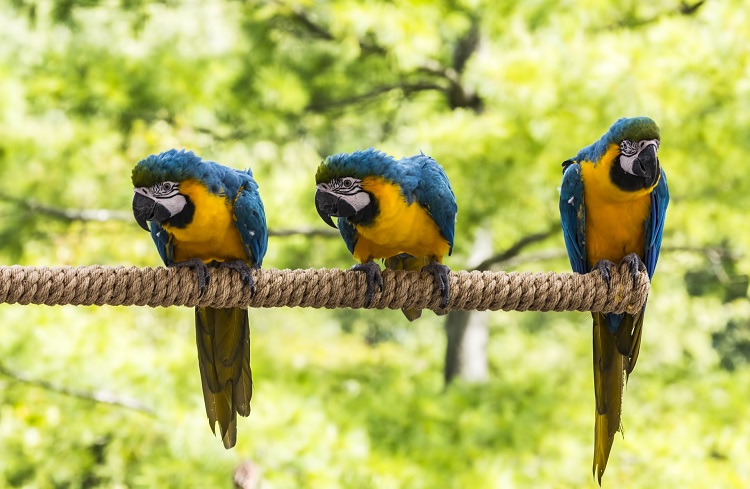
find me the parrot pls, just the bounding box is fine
[131,149,267,449]
[559,117,669,482]
[314,148,457,320]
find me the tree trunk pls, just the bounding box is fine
[443,228,492,385]
[443,309,489,384]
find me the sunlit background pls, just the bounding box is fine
[0,0,749,487]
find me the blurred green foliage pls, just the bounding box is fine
[0,0,749,487]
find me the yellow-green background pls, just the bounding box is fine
[0,1,748,487]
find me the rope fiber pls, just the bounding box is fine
[0,264,649,314]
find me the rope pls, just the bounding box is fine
[0,264,649,314]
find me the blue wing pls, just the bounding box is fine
[231,171,268,267]
[404,155,457,254]
[337,218,358,255]
[559,162,588,275]
[149,221,174,265]
[643,168,669,279]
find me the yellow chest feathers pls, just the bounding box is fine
[162,179,248,263]
[352,177,450,262]
[580,144,656,265]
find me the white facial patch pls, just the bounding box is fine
[156,194,188,217]
[618,153,638,175]
[134,181,187,217]
[317,178,371,211]
[341,190,371,211]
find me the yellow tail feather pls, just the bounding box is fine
[195,306,252,449]
[592,312,625,484]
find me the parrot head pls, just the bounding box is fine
[570,116,662,192]
[131,149,201,231]
[314,148,393,228]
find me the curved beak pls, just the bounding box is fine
[315,189,358,229]
[133,192,155,231]
[132,192,172,231]
[634,144,659,187]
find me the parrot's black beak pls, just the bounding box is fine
[315,189,358,229]
[315,189,340,228]
[133,192,172,231]
[318,210,337,229]
[634,144,659,187]
[133,192,155,231]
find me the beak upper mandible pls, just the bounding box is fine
[635,144,659,185]
[315,189,339,229]
[132,192,156,231]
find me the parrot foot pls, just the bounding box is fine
[351,261,383,307]
[421,261,451,308]
[592,259,617,289]
[621,253,647,287]
[170,258,210,296]
[217,260,256,296]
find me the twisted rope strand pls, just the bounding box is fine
[0,264,649,314]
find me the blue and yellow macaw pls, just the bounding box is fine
[314,148,457,320]
[131,149,267,449]
[559,117,669,482]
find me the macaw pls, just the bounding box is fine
[314,148,457,320]
[131,149,267,449]
[559,117,669,482]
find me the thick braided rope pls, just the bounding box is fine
[0,264,649,314]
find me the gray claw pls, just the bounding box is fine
[352,261,383,307]
[621,253,647,287]
[218,260,256,296]
[421,261,451,308]
[169,258,211,296]
[592,259,616,289]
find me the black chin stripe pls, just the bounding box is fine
[609,157,658,192]
[163,195,195,229]
[348,193,379,226]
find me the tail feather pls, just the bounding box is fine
[592,312,625,484]
[216,379,237,449]
[627,315,643,377]
[234,322,252,417]
[614,309,645,378]
[196,306,253,449]
[198,365,218,433]
[384,254,429,321]
[196,311,221,392]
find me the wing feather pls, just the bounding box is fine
[148,221,173,265]
[232,173,268,267]
[403,155,457,254]
[559,162,587,274]
[337,218,359,255]
[644,168,669,278]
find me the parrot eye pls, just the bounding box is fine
[327,177,361,195]
[151,181,180,197]
[620,140,638,157]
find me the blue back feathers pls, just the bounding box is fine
[132,149,257,195]
[317,148,402,184]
